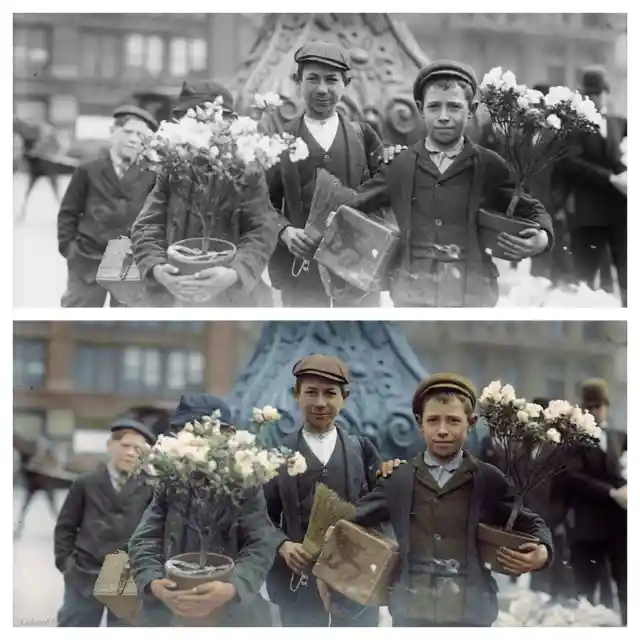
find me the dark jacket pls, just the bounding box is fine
[263,426,381,605]
[267,113,383,292]
[355,139,553,307]
[57,152,156,282]
[561,115,627,228]
[53,464,153,596]
[130,169,278,306]
[353,450,554,626]
[128,480,277,626]
[559,428,626,542]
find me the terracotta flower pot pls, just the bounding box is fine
[477,522,540,576]
[165,552,235,626]
[167,238,237,276]
[477,208,539,262]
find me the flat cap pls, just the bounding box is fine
[581,66,610,95]
[293,354,350,385]
[173,80,235,116]
[112,105,158,132]
[413,59,478,104]
[412,373,477,417]
[294,41,351,72]
[110,418,156,446]
[581,378,610,406]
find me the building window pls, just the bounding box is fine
[14,339,47,390]
[125,33,165,77]
[170,37,207,76]
[166,350,205,392]
[14,27,50,78]
[545,356,567,399]
[80,32,120,79]
[73,345,119,393]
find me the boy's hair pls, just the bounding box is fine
[419,390,475,419]
[110,428,138,442]
[420,76,475,108]
[293,63,350,86]
[113,114,145,129]
[294,375,349,398]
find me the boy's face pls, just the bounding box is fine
[586,403,608,425]
[419,396,475,461]
[107,430,149,473]
[420,83,472,147]
[299,62,346,118]
[294,375,345,432]
[110,116,152,162]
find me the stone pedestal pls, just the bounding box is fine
[226,321,428,459]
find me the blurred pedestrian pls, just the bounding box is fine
[57,105,158,307]
[54,419,155,626]
[561,67,627,306]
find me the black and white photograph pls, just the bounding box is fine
[12,320,627,627]
[13,13,627,308]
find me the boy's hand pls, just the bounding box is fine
[181,266,239,303]
[497,228,548,260]
[281,226,317,259]
[171,581,237,618]
[279,540,314,574]
[149,578,193,616]
[496,542,548,575]
[382,145,408,164]
[377,459,406,478]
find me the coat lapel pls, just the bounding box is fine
[96,464,124,510]
[279,429,304,541]
[337,428,366,503]
[98,154,124,196]
[389,144,420,238]
[339,114,366,188]
[389,455,419,557]
[279,117,305,228]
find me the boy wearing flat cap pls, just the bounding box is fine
[54,419,156,626]
[129,393,276,627]
[340,373,553,626]
[58,105,158,307]
[559,377,627,623]
[131,80,278,308]
[561,66,627,306]
[264,354,396,626]
[356,60,554,307]
[267,41,386,307]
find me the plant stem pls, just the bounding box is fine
[505,494,523,532]
[505,184,523,218]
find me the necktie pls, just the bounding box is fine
[116,473,128,491]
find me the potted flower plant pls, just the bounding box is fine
[136,95,308,275]
[136,406,306,625]
[477,68,604,260]
[476,381,601,574]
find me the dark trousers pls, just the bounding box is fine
[57,580,128,627]
[277,580,378,627]
[570,538,627,625]
[61,267,123,308]
[570,223,626,306]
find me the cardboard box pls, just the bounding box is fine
[93,551,140,625]
[314,206,400,292]
[96,238,146,307]
[313,520,399,607]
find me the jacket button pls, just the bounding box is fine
[321,468,328,476]
[434,533,442,541]
[325,154,330,160]
[435,219,443,227]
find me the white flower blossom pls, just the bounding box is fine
[516,409,529,423]
[480,67,505,89]
[234,430,257,447]
[262,405,281,422]
[229,116,258,137]
[289,139,310,163]
[502,70,517,89]
[500,384,517,404]
[517,96,531,110]
[288,451,308,476]
[546,428,561,444]
[525,403,543,419]
[546,114,562,130]
[252,407,265,424]
[525,89,544,104]
[545,86,574,106]
[254,92,283,109]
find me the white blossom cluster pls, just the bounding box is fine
[138,94,309,176]
[252,92,283,110]
[140,407,307,490]
[543,400,600,439]
[495,588,621,627]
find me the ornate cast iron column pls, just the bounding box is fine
[225,321,428,459]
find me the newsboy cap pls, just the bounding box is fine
[581,66,610,95]
[293,354,350,385]
[412,373,477,417]
[112,104,158,132]
[581,378,610,406]
[294,41,351,72]
[173,80,235,115]
[413,59,478,105]
[110,417,156,446]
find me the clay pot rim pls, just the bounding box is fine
[165,551,235,578]
[478,207,540,231]
[477,522,540,545]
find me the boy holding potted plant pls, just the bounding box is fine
[356,60,554,307]
[131,81,279,307]
[344,373,553,626]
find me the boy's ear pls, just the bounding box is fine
[343,389,350,399]
[415,100,423,114]
[469,414,478,429]
[414,413,422,425]
[469,100,479,117]
[291,385,298,400]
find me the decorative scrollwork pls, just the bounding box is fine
[386,95,421,136]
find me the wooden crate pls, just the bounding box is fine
[313,520,399,607]
[93,551,140,625]
[96,238,146,307]
[314,205,400,292]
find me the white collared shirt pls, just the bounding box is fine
[110,149,128,178]
[424,136,465,174]
[302,426,338,466]
[423,447,464,487]
[304,112,339,152]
